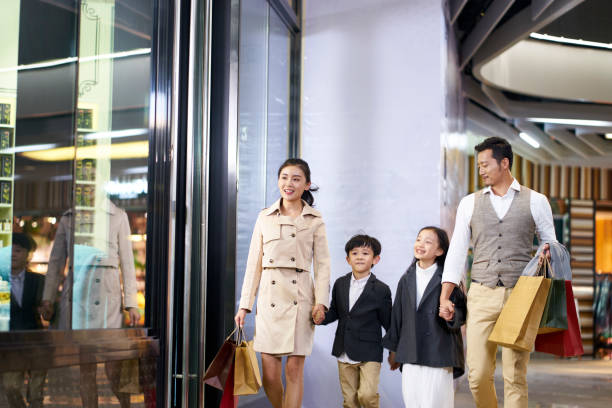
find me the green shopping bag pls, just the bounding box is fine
[538,258,567,334]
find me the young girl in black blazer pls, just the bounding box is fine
[383,226,465,408]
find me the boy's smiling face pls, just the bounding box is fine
[346,246,380,276]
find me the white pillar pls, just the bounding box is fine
[301,0,465,406]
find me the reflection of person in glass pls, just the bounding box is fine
[40,199,140,408]
[2,233,46,408]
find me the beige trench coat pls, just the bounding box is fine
[238,199,331,354]
[42,200,138,330]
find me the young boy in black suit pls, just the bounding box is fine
[314,234,392,408]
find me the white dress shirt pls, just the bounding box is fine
[10,270,26,307]
[442,179,557,286]
[416,262,437,306]
[338,272,370,364]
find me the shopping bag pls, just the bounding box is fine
[233,329,262,395]
[118,358,141,394]
[535,281,584,357]
[538,277,567,334]
[488,270,551,351]
[220,359,239,408]
[204,327,238,390]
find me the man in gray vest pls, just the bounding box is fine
[439,137,556,408]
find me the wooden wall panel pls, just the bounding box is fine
[571,166,580,198]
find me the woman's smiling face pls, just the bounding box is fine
[278,165,310,203]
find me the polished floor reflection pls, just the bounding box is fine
[455,356,612,408]
[0,363,150,408]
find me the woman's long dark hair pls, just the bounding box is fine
[277,158,318,206]
[410,226,450,268]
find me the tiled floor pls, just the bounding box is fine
[455,356,612,408]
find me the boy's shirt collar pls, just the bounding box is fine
[350,271,371,284]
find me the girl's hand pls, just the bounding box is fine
[234,308,248,328]
[388,352,401,371]
[439,299,455,321]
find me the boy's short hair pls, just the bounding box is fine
[344,234,381,257]
[12,232,37,253]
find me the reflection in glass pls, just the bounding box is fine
[1,0,153,406]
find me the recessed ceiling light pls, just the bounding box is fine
[519,132,540,149]
[605,133,612,140]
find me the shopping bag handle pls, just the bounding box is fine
[535,256,553,278]
[224,326,238,342]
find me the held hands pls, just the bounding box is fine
[311,304,325,325]
[439,298,455,321]
[388,351,401,371]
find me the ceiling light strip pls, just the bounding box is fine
[0,48,151,74]
[530,32,612,50]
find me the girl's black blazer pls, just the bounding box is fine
[382,263,466,378]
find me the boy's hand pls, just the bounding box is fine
[388,351,401,371]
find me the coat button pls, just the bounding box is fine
[499,220,503,223]
[290,257,295,262]
[498,233,502,237]
[271,303,275,307]
[291,233,296,237]
[293,301,298,305]
[94,301,100,305]
[272,280,276,284]
[498,246,502,249]
[269,259,274,263]
[95,278,100,283]
[292,280,297,284]
[498,259,501,263]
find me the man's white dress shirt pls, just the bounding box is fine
[10,269,26,307]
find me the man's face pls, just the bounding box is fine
[11,244,29,272]
[477,148,508,186]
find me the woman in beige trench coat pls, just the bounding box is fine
[235,158,331,408]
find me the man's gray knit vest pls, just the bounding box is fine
[470,186,536,288]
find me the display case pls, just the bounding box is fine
[0,98,15,332]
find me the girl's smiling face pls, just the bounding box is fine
[278,165,310,203]
[413,228,443,264]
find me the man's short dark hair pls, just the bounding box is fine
[475,136,513,169]
[344,234,381,257]
[12,233,37,253]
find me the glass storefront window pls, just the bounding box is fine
[235,2,293,326]
[0,0,151,333]
[1,0,155,406]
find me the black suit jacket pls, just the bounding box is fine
[9,271,45,330]
[321,272,392,363]
[382,264,465,378]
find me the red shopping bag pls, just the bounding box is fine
[220,359,239,408]
[535,281,584,357]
